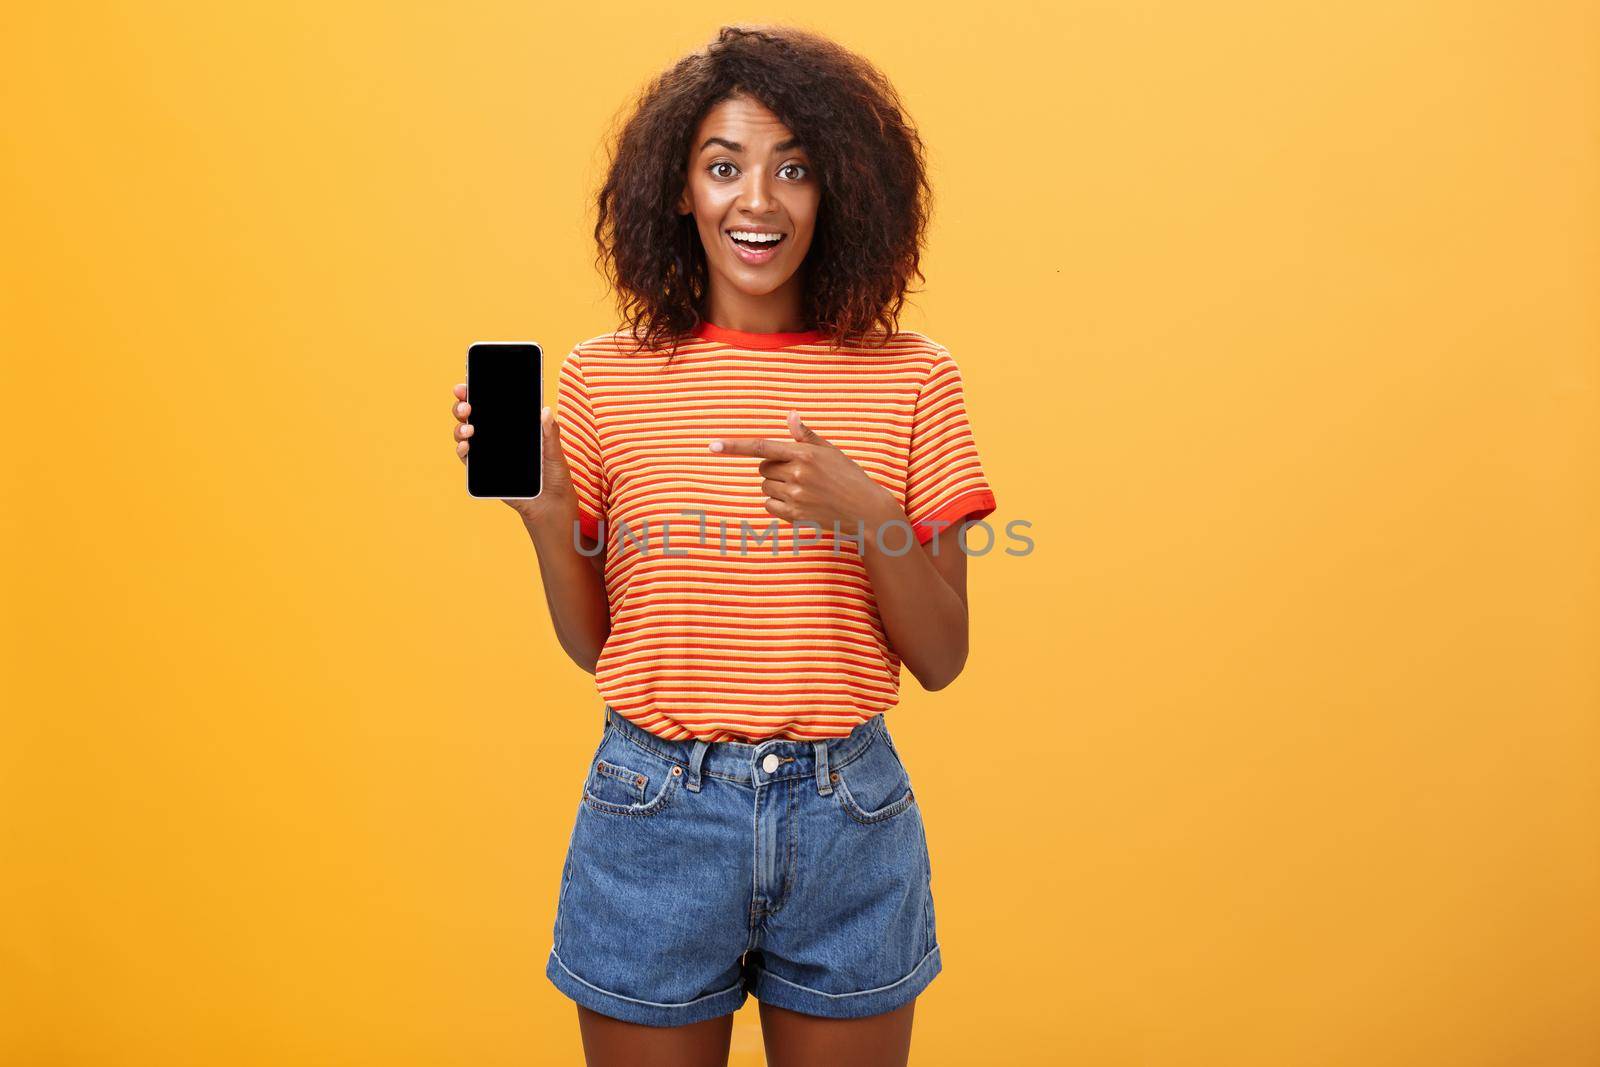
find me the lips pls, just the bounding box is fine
[726,231,787,266]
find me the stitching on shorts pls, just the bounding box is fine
[832,768,917,825]
[749,775,762,925]
[582,765,681,817]
[609,714,883,783]
[755,943,941,1000]
[549,948,744,1009]
[592,760,648,803]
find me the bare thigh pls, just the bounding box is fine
[759,997,916,1067]
[575,1004,734,1067]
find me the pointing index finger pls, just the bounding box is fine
[709,437,803,460]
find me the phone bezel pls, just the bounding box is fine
[465,340,544,501]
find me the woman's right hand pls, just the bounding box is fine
[452,382,580,529]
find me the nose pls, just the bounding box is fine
[736,167,778,216]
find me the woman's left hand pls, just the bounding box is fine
[709,412,903,533]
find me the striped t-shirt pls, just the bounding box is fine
[554,319,997,743]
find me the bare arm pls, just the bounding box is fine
[522,508,610,674]
[859,507,970,691]
[453,384,611,674]
[710,412,974,692]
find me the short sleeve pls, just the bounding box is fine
[903,346,998,544]
[554,344,606,541]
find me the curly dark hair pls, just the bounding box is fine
[592,24,934,355]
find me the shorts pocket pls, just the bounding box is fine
[588,757,648,807]
[582,730,684,817]
[832,725,917,825]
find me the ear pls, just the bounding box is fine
[676,187,691,215]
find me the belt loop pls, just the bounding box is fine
[813,739,832,795]
[687,739,709,792]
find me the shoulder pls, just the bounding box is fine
[887,329,939,348]
[553,330,652,377]
[574,329,632,354]
[834,328,951,367]
[561,332,615,362]
[848,328,941,350]
[572,326,690,358]
[872,331,964,386]
[872,330,953,362]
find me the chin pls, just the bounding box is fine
[722,268,797,296]
[731,278,791,296]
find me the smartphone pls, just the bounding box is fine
[465,341,543,500]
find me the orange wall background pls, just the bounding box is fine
[4,2,1597,1064]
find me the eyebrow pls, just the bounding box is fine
[699,136,805,154]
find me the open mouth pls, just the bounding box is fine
[726,231,787,264]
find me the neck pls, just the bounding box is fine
[704,275,808,334]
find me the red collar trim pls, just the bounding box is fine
[690,320,827,349]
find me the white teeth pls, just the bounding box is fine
[729,231,783,243]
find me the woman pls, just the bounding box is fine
[451,25,996,1067]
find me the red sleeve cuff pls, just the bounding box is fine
[910,488,997,544]
[578,509,601,542]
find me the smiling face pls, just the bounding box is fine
[676,94,821,333]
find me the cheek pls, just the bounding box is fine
[791,192,821,235]
[792,211,820,248]
[688,192,721,241]
[684,177,722,218]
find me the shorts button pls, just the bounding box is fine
[762,753,780,773]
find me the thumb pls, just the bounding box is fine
[787,410,827,445]
[543,406,573,486]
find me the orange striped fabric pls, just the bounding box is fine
[553,320,997,743]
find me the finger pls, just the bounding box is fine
[457,440,469,460]
[762,497,800,523]
[757,458,800,481]
[760,478,798,501]
[787,411,827,445]
[709,437,803,460]
[453,383,466,399]
[543,407,569,467]
[455,421,474,442]
[453,400,471,422]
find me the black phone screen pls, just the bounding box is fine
[466,342,542,499]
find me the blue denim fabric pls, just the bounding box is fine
[545,703,941,1027]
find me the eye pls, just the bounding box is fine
[706,161,809,181]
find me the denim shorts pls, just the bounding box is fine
[545,703,941,1027]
